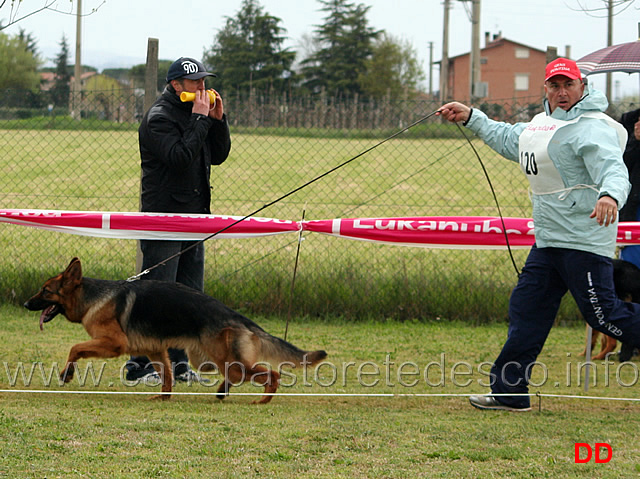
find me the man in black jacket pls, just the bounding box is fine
[619,108,640,223]
[617,108,640,362]
[126,57,232,383]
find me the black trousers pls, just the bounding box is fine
[127,239,205,374]
[491,246,640,408]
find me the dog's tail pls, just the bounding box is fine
[254,330,327,367]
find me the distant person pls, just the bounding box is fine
[126,57,231,383]
[615,108,640,362]
[438,58,640,412]
[619,108,640,266]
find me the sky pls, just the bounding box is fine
[2,0,640,99]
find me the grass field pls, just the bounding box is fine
[2,304,639,478]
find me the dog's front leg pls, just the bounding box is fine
[61,337,128,383]
[147,351,172,400]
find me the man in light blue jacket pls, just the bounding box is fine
[439,58,639,412]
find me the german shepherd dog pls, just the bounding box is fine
[24,258,327,403]
[581,258,640,361]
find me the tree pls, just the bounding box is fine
[0,30,40,90]
[50,34,71,107]
[129,60,173,91]
[358,33,425,99]
[203,0,296,95]
[299,0,381,98]
[16,27,37,56]
[83,74,127,121]
[572,0,636,15]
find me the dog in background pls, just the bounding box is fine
[581,258,640,361]
[24,258,327,403]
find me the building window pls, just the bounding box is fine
[515,47,529,59]
[515,73,529,91]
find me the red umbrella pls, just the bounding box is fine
[577,40,640,74]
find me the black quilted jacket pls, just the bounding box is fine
[138,84,231,214]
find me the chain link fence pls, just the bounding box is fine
[0,87,635,322]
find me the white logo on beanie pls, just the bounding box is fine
[181,60,199,75]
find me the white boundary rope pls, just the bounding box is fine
[1,389,639,403]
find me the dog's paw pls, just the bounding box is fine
[149,394,171,401]
[216,380,229,400]
[60,369,74,383]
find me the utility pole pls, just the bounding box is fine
[428,41,434,97]
[440,0,450,102]
[71,0,82,121]
[136,37,160,275]
[470,0,481,100]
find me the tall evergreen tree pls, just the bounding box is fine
[203,0,296,94]
[50,34,71,107]
[16,28,38,57]
[299,0,380,98]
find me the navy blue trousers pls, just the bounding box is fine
[128,240,205,374]
[492,245,640,408]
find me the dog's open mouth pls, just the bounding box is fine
[39,304,62,331]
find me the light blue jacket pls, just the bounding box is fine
[465,86,629,257]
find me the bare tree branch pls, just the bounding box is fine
[567,0,637,18]
[0,0,106,31]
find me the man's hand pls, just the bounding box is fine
[208,89,224,121]
[437,102,471,124]
[191,90,211,116]
[590,195,618,227]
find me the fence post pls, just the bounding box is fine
[143,38,159,114]
[136,38,159,274]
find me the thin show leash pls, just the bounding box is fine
[127,109,443,282]
[454,123,521,277]
[284,206,306,341]
[128,109,520,282]
[215,144,469,283]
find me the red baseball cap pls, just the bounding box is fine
[545,58,582,81]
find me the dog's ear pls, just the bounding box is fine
[63,258,82,285]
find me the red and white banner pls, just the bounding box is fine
[2,209,640,249]
[0,209,299,240]
[305,216,536,249]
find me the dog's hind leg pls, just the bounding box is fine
[593,334,617,360]
[216,378,231,400]
[186,346,229,399]
[216,361,280,404]
[215,360,247,401]
[247,364,280,405]
[206,327,281,403]
[147,350,172,400]
[206,328,244,401]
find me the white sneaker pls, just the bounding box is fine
[174,370,201,383]
[141,371,161,386]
